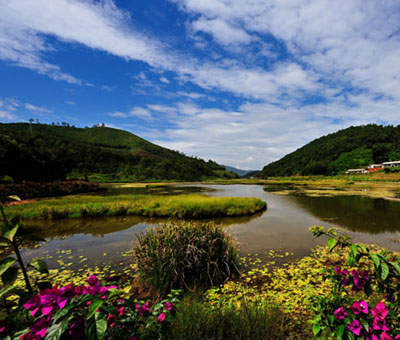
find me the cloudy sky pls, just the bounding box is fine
[1,0,400,169]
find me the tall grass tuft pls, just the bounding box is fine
[166,297,292,340]
[134,222,240,296]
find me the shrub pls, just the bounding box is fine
[134,222,240,296]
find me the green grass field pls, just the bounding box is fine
[3,194,266,220]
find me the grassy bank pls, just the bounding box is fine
[264,174,400,199]
[3,193,266,220]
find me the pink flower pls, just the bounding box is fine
[165,302,173,311]
[0,321,5,333]
[381,333,393,340]
[372,301,389,320]
[372,317,390,332]
[352,301,369,315]
[117,307,125,316]
[138,302,150,316]
[88,275,98,286]
[347,320,362,336]
[394,335,400,340]
[333,306,347,320]
[23,295,41,317]
[107,314,116,330]
[157,312,166,323]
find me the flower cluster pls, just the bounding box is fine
[0,275,178,340]
[334,267,370,292]
[20,275,116,340]
[333,301,400,340]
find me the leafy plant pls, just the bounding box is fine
[0,195,49,312]
[310,226,400,340]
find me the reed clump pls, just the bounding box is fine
[134,222,240,296]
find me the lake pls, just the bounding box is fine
[20,184,400,271]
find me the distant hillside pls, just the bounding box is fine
[0,123,237,182]
[260,124,400,177]
[223,165,255,177]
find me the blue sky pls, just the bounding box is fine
[1,0,400,169]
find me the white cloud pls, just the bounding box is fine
[192,18,254,45]
[24,103,50,113]
[159,77,170,84]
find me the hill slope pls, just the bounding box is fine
[0,123,237,182]
[259,124,400,177]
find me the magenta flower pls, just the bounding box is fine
[88,275,99,286]
[107,314,116,330]
[333,306,347,320]
[165,302,173,311]
[158,312,166,323]
[394,335,400,340]
[117,307,125,316]
[352,301,369,315]
[0,321,5,333]
[24,295,41,317]
[39,288,68,315]
[365,334,379,340]
[347,320,362,336]
[372,317,390,332]
[138,302,150,316]
[381,333,393,340]
[372,301,389,320]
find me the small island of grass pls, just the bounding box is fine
[3,193,267,220]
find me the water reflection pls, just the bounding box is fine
[18,184,400,271]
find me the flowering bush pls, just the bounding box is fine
[0,275,180,340]
[310,226,400,340]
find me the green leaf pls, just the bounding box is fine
[29,259,48,274]
[0,242,9,248]
[2,266,19,286]
[327,238,338,252]
[350,244,358,257]
[380,262,389,281]
[86,312,107,340]
[359,319,369,332]
[336,324,345,339]
[45,316,71,340]
[346,331,355,340]
[369,253,380,268]
[0,285,14,299]
[313,324,321,336]
[87,299,103,320]
[347,253,355,267]
[3,225,19,242]
[0,257,16,275]
[389,261,400,275]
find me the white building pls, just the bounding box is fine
[368,164,382,169]
[345,169,368,174]
[381,161,400,168]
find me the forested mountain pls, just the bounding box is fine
[260,124,400,177]
[0,123,237,182]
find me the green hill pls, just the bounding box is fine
[0,123,237,182]
[259,124,400,177]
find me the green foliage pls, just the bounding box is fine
[260,124,400,177]
[134,222,240,296]
[0,123,236,182]
[310,226,400,339]
[166,297,290,340]
[4,194,266,220]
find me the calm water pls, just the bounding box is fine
[20,184,400,270]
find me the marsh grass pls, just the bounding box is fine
[167,297,292,340]
[134,222,240,296]
[3,194,266,220]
